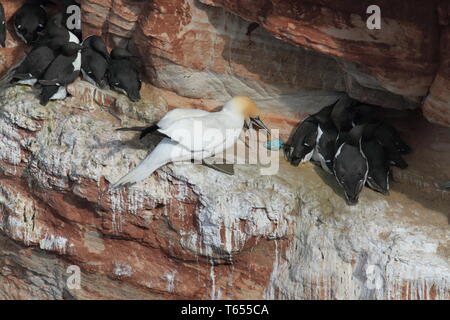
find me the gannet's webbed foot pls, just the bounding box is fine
[201,159,234,175]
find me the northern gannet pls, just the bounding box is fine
[112,96,269,188]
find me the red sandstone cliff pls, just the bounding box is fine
[0,0,449,300]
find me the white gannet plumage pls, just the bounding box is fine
[112,96,267,188]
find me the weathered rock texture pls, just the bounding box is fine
[0,0,449,127]
[0,0,449,300]
[78,0,449,127]
[0,83,449,299]
[423,3,450,127]
[0,0,27,77]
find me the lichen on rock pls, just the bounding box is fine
[0,81,448,299]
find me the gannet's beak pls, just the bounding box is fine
[244,118,252,130]
[250,116,270,134]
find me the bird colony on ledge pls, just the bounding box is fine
[0,0,411,207]
[0,0,141,105]
[285,97,410,205]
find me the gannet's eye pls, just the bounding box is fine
[17,25,22,29]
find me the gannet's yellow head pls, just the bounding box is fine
[225,96,270,132]
[228,96,259,118]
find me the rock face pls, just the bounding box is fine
[0,0,27,76]
[0,0,449,300]
[78,0,449,127]
[423,3,450,127]
[1,0,449,127]
[0,83,449,299]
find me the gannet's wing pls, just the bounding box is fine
[158,113,237,152]
[157,108,211,130]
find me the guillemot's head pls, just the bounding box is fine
[224,96,270,133]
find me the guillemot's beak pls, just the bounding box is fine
[250,116,270,134]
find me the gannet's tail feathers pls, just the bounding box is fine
[116,124,159,139]
[111,139,173,188]
[111,156,157,188]
[116,126,147,132]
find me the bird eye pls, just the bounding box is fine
[115,82,119,86]
[17,25,22,29]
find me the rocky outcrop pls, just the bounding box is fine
[1,0,448,127]
[0,0,27,77]
[0,0,449,300]
[199,0,440,99]
[0,83,449,299]
[79,0,448,127]
[423,2,450,127]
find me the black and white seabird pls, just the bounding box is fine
[384,146,408,169]
[39,41,82,105]
[0,3,6,47]
[9,36,68,86]
[39,12,80,47]
[284,117,318,166]
[81,35,109,88]
[353,103,380,125]
[13,2,47,44]
[372,123,409,168]
[331,95,357,132]
[354,104,411,154]
[362,139,390,195]
[333,125,368,205]
[312,103,338,174]
[375,122,410,154]
[107,47,141,102]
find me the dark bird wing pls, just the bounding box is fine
[0,4,6,47]
[317,125,338,170]
[82,49,108,85]
[334,144,368,205]
[377,122,411,154]
[331,95,357,131]
[285,118,318,166]
[14,46,56,79]
[362,139,390,194]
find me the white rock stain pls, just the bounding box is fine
[0,85,448,299]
